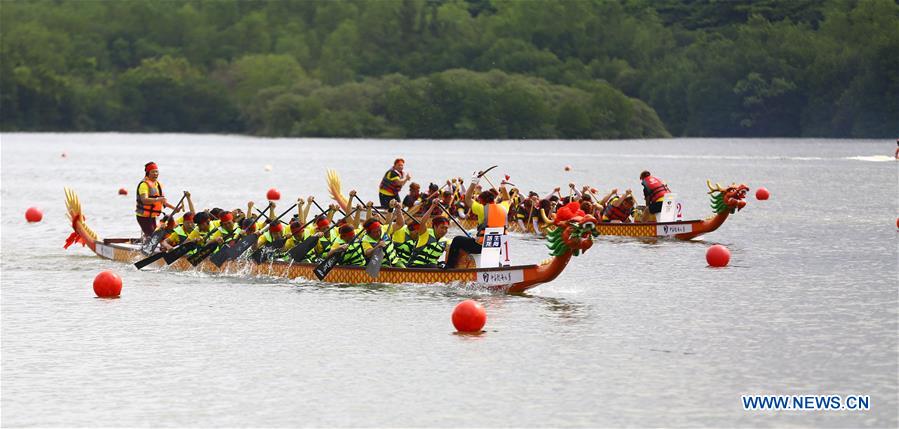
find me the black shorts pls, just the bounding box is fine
[379,194,399,211]
[648,201,663,214]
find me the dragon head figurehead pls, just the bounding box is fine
[547,202,599,256]
[707,180,750,214]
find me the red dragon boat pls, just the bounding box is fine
[451,180,750,240]
[64,188,598,294]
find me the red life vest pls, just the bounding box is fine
[642,176,670,202]
[476,203,507,245]
[135,179,164,217]
[379,169,402,196]
[602,196,631,222]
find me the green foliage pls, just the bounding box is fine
[1,0,895,138]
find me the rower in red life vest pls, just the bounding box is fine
[445,172,510,269]
[601,189,636,223]
[136,161,177,238]
[640,170,671,222]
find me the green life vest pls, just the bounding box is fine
[333,236,366,266]
[410,230,448,267]
[363,232,403,267]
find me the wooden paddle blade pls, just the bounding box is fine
[163,242,196,265]
[288,236,319,262]
[365,248,384,279]
[134,251,167,270]
[314,252,342,280]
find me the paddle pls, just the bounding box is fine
[141,192,188,253]
[215,202,295,265]
[434,201,472,238]
[162,220,226,266]
[289,206,360,263]
[208,202,274,267]
[238,202,298,264]
[313,229,364,281]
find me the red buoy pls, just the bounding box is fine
[266,188,281,201]
[452,300,486,333]
[755,187,770,200]
[706,244,730,267]
[118,188,128,195]
[25,207,43,223]
[93,270,122,298]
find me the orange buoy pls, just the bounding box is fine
[452,300,486,333]
[25,207,43,223]
[896,217,898,229]
[93,270,122,298]
[266,188,281,201]
[755,187,770,200]
[706,244,730,267]
[118,188,128,195]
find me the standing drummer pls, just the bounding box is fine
[135,161,176,238]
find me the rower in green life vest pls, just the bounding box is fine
[328,225,366,266]
[205,211,243,252]
[161,211,196,251]
[185,211,218,253]
[360,217,404,268]
[409,215,451,268]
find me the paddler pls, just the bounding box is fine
[205,211,243,249]
[136,161,178,238]
[601,189,636,223]
[445,172,510,269]
[184,211,218,252]
[378,158,411,210]
[328,224,366,266]
[160,211,196,251]
[640,170,671,222]
[360,217,404,268]
[409,215,451,268]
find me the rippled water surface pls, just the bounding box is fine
[2,134,896,427]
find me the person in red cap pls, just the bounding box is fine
[292,214,335,262]
[360,218,404,267]
[136,161,177,238]
[161,211,196,251]
[255,220,286,250]
[328,224,366,266]
[206,211,243,247]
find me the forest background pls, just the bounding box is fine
[2,0,897,139]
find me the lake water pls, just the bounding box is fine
[1,133,896,427]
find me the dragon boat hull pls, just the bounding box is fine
[64,188,578,294]
[453,217,722,240]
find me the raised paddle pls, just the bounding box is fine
[213,202,295,265]
[208,202,274,267]
[434,201,472,239]
[288,206,361,263]
[141,191,188,253]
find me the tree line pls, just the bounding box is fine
[1,0,896,138]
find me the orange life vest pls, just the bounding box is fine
[476,203,507,245]
[135,179,164,217]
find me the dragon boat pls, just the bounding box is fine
[63,188,598,294]
[433,181,749,240]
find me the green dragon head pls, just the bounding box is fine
[547,214,600,257]
[708,180,750,214]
